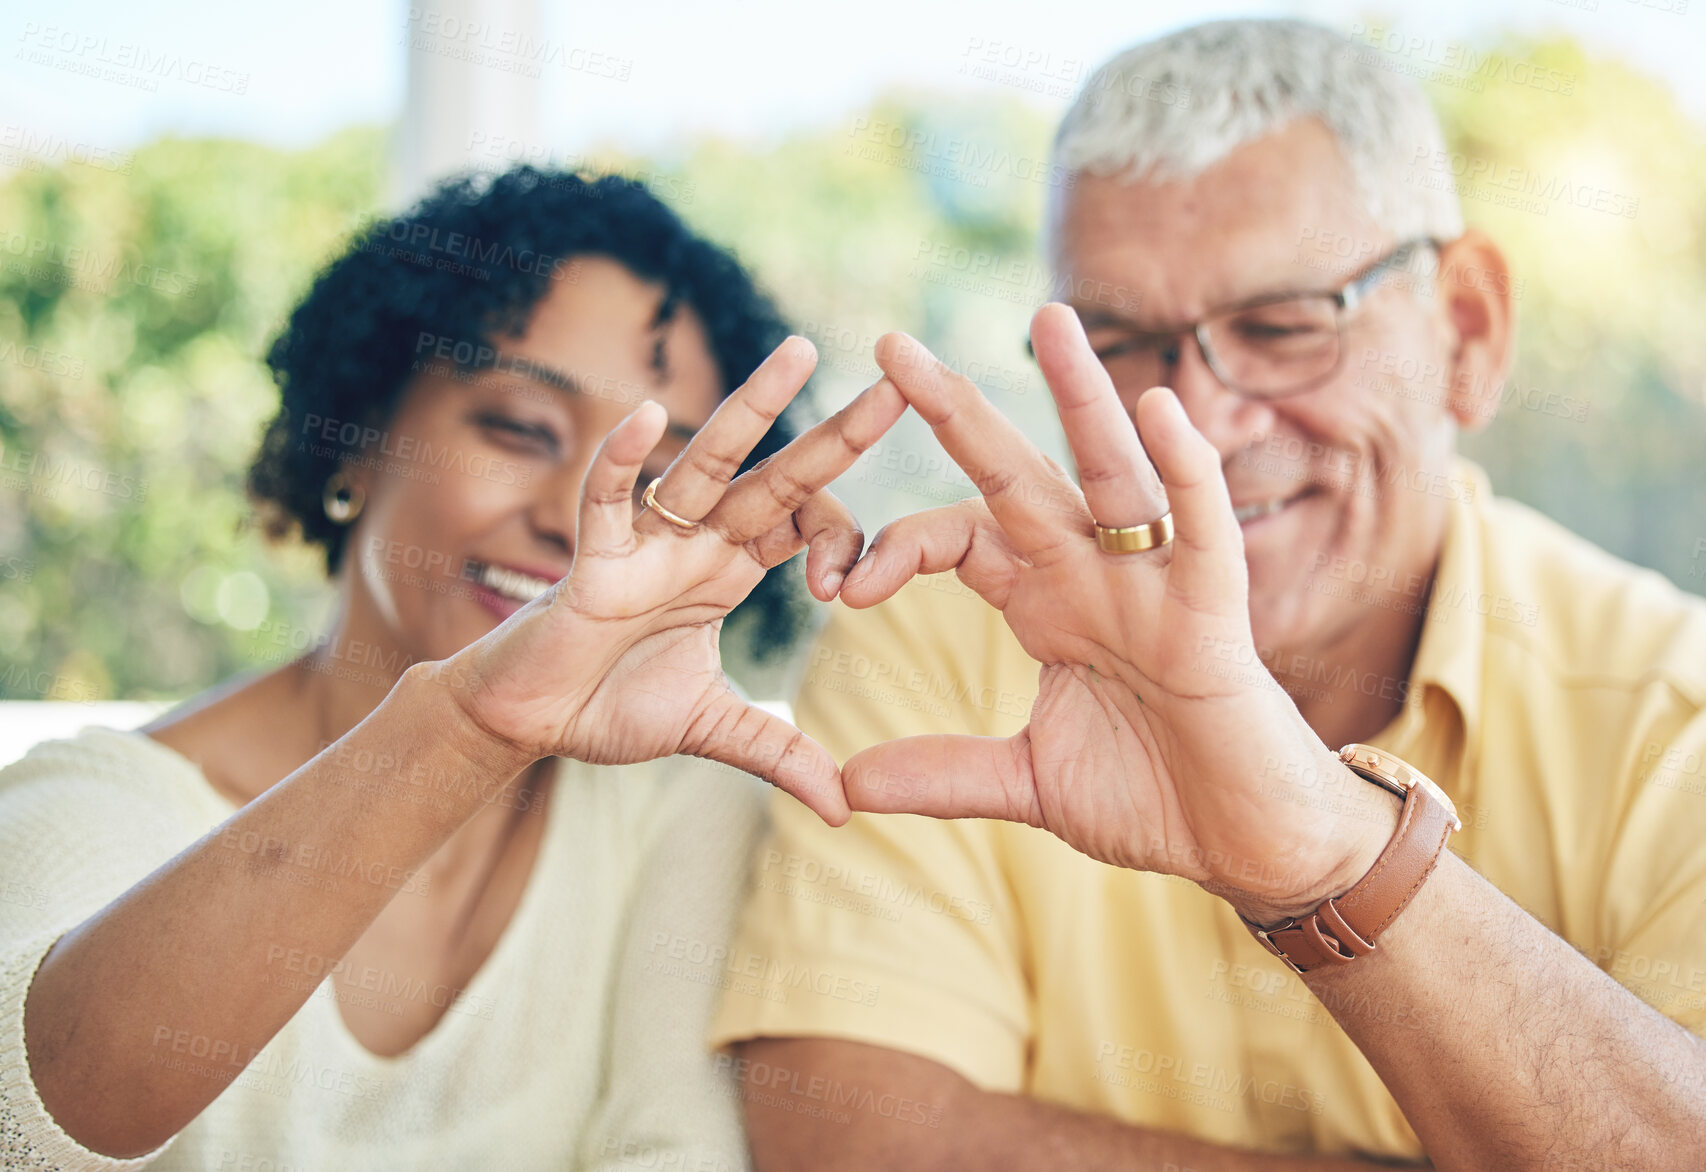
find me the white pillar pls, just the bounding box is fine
[392,0,544,209]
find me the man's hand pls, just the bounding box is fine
[790,306,1706,1171]
[834,304,1395,923]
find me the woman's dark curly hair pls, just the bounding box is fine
[248,166,807,658]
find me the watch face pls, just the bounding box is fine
[1338,743,1462,826]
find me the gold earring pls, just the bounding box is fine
[322,471,365,524]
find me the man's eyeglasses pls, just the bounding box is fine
[1045,237,1441,400]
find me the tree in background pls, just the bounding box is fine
[1,130,384,700]
[1,34,1702,702]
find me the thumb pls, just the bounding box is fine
[687,690,851,825]
[844,732,1040,825]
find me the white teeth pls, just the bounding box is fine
[1233,497,1289,523]
[468,562,553,603]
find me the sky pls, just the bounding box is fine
[3,0,1702,169]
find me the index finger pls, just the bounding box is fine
[641,335,818,530]
[707,375,907,545]
[873,332,1086,557]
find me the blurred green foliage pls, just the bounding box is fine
[1,129,385,700]
[2,33,1703,701]
[1425,37,1706,577]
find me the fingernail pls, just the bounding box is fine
[822,571,844,596]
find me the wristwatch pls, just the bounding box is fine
[1239,744,1462,975]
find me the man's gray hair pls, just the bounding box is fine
[1053,19,1464,242]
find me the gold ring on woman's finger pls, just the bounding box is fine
[641,478,700,531]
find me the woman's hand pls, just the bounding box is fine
[442,337,905,825]
[832,305,1396,922]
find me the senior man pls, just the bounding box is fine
[710,19,1706,1170]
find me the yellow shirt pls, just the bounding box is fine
[709,462,1706,1160]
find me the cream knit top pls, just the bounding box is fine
[0,727,766,1171]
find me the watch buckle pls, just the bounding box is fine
[1251,925,1307,975]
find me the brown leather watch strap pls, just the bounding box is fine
[1241,766,1457,974]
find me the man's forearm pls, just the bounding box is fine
[1300,850,1706,1171]
[966,1091,1411,1171]
[740,1037,1408,1171]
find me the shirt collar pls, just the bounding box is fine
[1384,458,1489,754]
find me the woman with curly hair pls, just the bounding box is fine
[0,167,903,1170]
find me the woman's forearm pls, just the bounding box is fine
[20,662,534,1158]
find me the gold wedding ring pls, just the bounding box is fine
[1094,511,1174,554]
[640,478,699,531]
